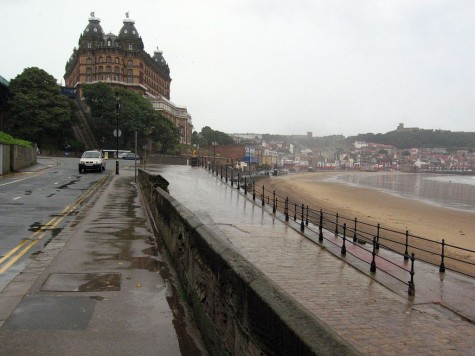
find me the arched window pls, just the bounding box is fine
[127,60,133,67]
[106,56,111,63]
[99,57,103,63]
[115,57,119,64]
[86,58,92,65]
[107,39,111,46]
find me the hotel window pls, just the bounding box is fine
[106,56,111,63]
[107,39,111,46]
[87,42,92,49]
[128,44,133,50]
[86,58,92,65]
[127,60,133,67]
[115,57,119,64]
[86,68,92,82]
[99,57,103,63]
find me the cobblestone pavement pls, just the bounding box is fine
[152,165,475,355]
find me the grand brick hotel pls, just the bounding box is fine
[64,13,193,144]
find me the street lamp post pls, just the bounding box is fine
[212,142,218,167]
[115,92,121,175]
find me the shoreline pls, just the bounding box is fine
[262,172,475,251]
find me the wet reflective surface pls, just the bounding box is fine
[331,172,475,211]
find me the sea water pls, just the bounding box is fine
[331,173,475,212]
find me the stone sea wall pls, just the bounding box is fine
[138,169,359,355]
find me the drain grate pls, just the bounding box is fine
[41,273,121,292]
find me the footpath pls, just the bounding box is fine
[0,164,206,355]
[1,160,474,355]
[147,164,475,355]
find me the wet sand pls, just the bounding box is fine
[264,172,475,252]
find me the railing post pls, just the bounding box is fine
[244,177,247,195]
[305,205,309,226]
[252,181,256,200]
[439,239,446,273]
[341,223,347,256]
[231,170,234,187]
[353,218,358,243]
[404,230,410,261]
[220,165,223,179]
[376,223,380,250]
[285,197,289,221]
[319,209,323,242]
[294,203,297,221]
[335,213,339,236]
[261,185,265,206]
[273,191,276,213]
[237,173,240,189]
[225,165,228,183]
[370,236,377,272]
[300,204,305,232]
[408,253,416,296]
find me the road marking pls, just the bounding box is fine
[0,176,108,274]
[13,197,21,200]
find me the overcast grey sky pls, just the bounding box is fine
[1,0,474,136]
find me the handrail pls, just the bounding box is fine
[197,158,475,295]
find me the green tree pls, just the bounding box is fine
[200,126,235,145]
[7,67,71,147]
[83,84,179,154]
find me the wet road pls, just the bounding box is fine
[0,157,121,291]
[0,163,205,355]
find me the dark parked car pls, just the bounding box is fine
[122,153,139,160]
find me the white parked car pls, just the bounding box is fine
[79,150,106,173]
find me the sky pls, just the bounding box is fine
[1,0,474,137]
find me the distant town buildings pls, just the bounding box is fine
[63,13,193,144]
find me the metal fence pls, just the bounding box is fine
[197,158,475,295]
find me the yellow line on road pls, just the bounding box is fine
[0,176,109,274]
[0,240,28,265]
[0,233,45,273]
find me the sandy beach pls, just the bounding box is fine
[263,172,475,264]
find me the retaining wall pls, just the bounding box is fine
[0,144,10,175]
[10,144,37,171]
[138,169,360,355]
[0,144,37,175]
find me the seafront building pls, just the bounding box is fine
[63,13,193,145]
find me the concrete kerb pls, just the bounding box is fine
[138,170,362,355]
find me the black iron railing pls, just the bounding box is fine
[196,157,475,295]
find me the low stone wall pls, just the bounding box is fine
[0,144,11,175]
[10,144,37,171]
[144,155,189,165]
[138,169,360,355]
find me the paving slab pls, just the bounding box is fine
[152,164,475,355]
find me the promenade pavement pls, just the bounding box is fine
[0,162,206,355]
[2,160,474,355]
[147,164,475,355]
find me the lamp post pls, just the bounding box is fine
[212,142,218,166]
[115,92,121,175]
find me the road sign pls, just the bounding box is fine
[113,129,122,137]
